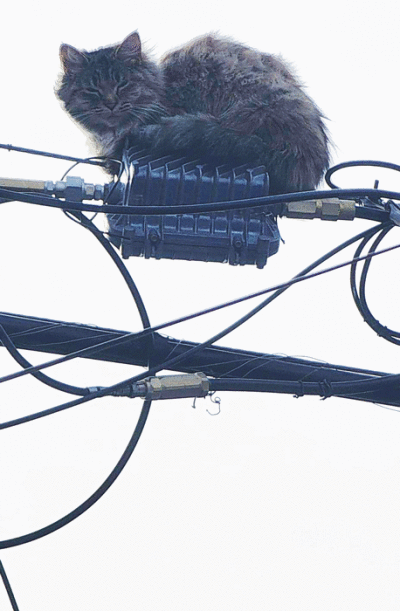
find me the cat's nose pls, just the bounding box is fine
[104,95,118,110]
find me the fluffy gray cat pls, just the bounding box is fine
[56,32,330,194]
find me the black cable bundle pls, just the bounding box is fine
[1,146,400,552]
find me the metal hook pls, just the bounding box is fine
[207,393,221,416]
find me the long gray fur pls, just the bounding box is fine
[56,32,330,194]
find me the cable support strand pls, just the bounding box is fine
[0,222,396,389]
[1,222,399,428]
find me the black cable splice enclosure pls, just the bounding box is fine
[106,149,281,269]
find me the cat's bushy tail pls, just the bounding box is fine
[126,111,329,195]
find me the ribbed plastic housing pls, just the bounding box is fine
[106,149,280,269]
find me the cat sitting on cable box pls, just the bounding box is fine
[56,32,330,195]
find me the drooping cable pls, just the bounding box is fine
[350,223,400,345]
[0,204,152,395]
[0,400,152,549]
[0,177,155,548]
[0,324,91,395]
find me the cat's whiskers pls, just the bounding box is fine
[125,103,167,125]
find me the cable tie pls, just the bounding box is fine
[319,379,333,400]
[87,386,105,393]
[294,380,305,398]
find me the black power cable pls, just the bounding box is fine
[326,160,400,190]
[209,375,400,403]
[0,185,398,219]
[0,144,397,224]
[0,400,152,549]
[0,560,20,611]
[350,223,400,345]
[0,210,153,396]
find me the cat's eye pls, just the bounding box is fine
[85,87,100,97]
[116,80,129,93]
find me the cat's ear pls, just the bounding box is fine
[115,32,142,62]
[59,44,87,73]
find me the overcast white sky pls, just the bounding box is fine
[1,1,400,610]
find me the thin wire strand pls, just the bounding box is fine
[0,324,92,396]
[0,142,106,166]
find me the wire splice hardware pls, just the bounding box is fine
[106,149,281,269]
[129,373,210,401]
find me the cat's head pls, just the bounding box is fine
[56,32,165,138]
